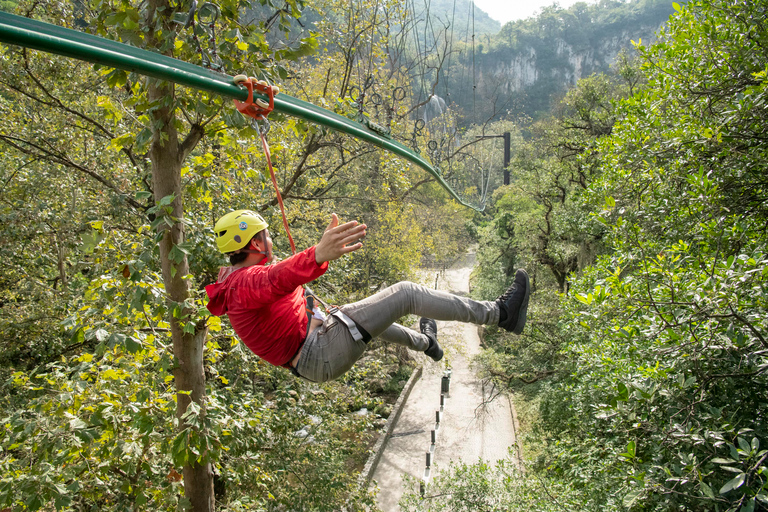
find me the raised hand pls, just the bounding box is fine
[314,213,367,264]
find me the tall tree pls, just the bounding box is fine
[1,0,311,509]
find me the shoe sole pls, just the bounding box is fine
[425,346,443,362]
[513,269,530,335]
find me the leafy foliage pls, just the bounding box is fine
[409,1,768,511]
[0,0,478,508]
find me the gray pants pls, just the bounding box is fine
[294,281,499,382]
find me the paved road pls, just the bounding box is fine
[370,253,519,511]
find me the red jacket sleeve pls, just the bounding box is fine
[238,246,328,305]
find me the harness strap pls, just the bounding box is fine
[330,309,365,342]
[305,286,371,343]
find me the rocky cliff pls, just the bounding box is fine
[439,0,682,120]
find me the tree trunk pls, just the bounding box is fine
[143,0,213,507]
[146,43,214,512]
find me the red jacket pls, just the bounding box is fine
[205,246,329,367]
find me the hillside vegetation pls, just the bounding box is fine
[403,0,768,510]
[417,0,501,40]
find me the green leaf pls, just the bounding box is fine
[738,437,751,454]
[125,336,143,354]
[178,496,193,510]
[623,488,642,508]
[105,69,128,88]
[741,498,755,512]
[137,388,151,403]
[700,482,715,498]
[719,473,746,494]
[672,2,681,11]
[169,245,186,265]
[108,332,126,348]
[108,133,133,152]
[135,128,153,150]
[70,327,85,344]
[617,382,629,401]
[620,440,636,460]
[26,493,42,511]
[69,417,87,430]
[158,194,176,207]
[81,230,105,254]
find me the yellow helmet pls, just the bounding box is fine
[213,210,269,253]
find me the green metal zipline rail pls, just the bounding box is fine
[0,11,482,211]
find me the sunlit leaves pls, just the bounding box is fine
[464,1,768,511]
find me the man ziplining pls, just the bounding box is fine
[205,210,531,383]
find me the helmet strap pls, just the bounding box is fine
[238,230,271,265]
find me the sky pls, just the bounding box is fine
[473,0,591,24]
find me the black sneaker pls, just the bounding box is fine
[420,318,443,362]
[497,269,530,334]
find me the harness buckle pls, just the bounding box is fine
[331,310,364,342]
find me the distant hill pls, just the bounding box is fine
[250,0,678,124]
[432,0,684,122]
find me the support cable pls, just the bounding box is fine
[462,1,472,114]
[442,0,457,101]
[472,0,476,122]
[409,0,428,107]
[0,11,485,211]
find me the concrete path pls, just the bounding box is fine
[370,253,519,511]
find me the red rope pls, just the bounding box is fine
[259,129,297,255]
